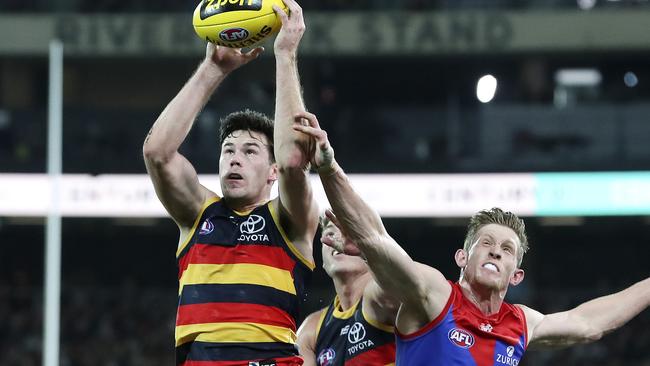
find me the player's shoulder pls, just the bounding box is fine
[305,307,328,322]
[298,307,329,338]
[188,189,221,218]
[514,304,544,324]
[414,261,452,297]
[203,189,221,205]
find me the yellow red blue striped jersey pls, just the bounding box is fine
[314,296,396,366]
[175,197,314,365]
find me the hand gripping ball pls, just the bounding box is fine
[193,0,288,48]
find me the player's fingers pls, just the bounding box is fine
[292,125,329,149]
[325,209,342,229]
[292,124,319,137]
[243,47,264,60]
[294,111,321,129]
[283,0,302,18]
[321,236,341,251]
[272,5,288,24]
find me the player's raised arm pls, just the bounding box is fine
[293,111,452,324]
[522,277,650,349]
[362,277,401,327]
[272,0,319,256]
[143,43,263,228]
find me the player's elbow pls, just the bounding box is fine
[585,330,604,343]
[276,151,309,171]
[575,322,605,344]
[275,139,311,170]
[143,142,172,166]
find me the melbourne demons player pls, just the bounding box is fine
[297,215,398,366]
[143,1,320,365]
[292,110,650,366]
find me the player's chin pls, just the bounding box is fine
[475,274,502,290]
[222,187,248,200]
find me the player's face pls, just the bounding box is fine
[321,222,368,278]
[459,224,524,291]
[219,130,276,204]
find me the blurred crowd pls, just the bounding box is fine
[1,271,176,366]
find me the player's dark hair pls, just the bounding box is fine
[219,109,275,162]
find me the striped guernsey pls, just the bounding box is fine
[175,197,314,365]
[314,296,396,366]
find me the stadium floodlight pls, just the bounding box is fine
[476,74,497,103]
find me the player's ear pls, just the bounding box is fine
[268,163,278,183]
[510,268,525,286]
[454,249,468,269]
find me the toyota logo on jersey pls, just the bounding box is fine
[237,214,269,242]
[240,215,265,234]
[347,322,367,344]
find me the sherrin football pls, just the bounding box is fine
[193,0,288,48]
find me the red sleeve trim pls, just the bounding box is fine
[516,304,528,349]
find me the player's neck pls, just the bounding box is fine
[459,279,506,316]
[224,196,269,213]
[333,271,371,310]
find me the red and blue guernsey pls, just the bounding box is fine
[396,282,527,366]
[175,197,315,366]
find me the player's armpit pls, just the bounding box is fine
[362,280,401,328]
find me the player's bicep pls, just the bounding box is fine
[277,168,319,239]
[524,306,590,349]
[369,246,450,321]
[408,262,452,316]
[145,152,208,227]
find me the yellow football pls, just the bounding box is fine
[193,0,288,48]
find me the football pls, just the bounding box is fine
[193,0,288,48]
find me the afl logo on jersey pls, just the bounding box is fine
[317,348,335,366]
[199,219,214,235]
[448,328,475,348]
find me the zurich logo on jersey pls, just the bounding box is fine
[448,328,475,348]
[317,348,335,366]
[496,345,520,365]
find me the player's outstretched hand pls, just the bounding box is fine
[321,209,363,256]
[273,0,305,57]
[292,111,335,172]
[205,42,264,75]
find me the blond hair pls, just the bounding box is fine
[463,208,529,267]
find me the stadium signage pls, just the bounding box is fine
[3,12,650,56]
